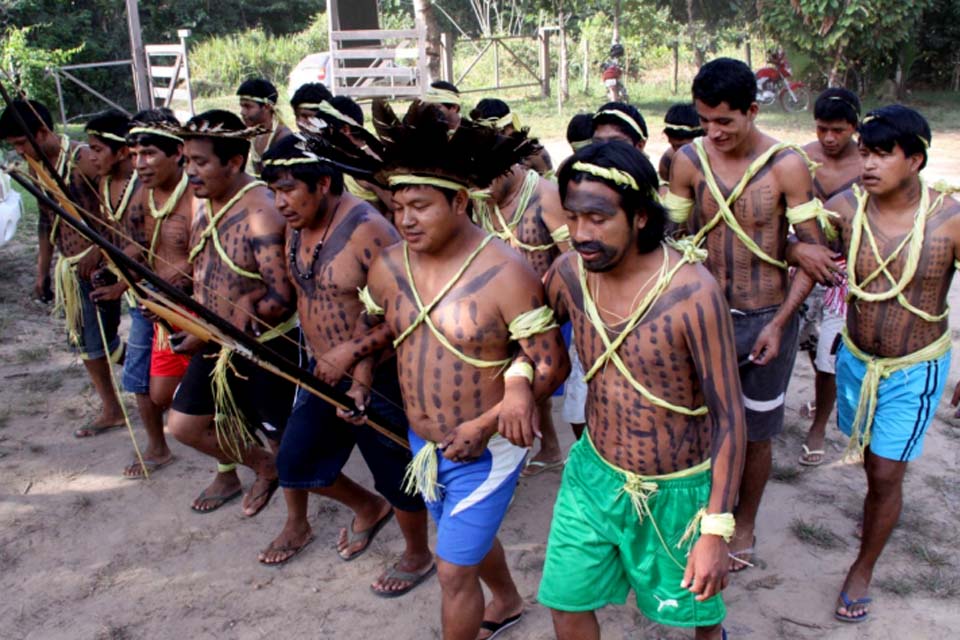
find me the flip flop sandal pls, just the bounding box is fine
[728,535,756,573]
[339,510,395,561]
[479,612,523,640]
[370,562,437,598]
[799,400,816,419]
[520,459,564,478]
[191,487,242,513]
[123,456,175,479]
[258,534,316,567]
[834,590,872,623]
[798,444,826,466]
[73,423,124,438]
[243,477,280,518]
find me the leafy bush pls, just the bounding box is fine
[0,25,82,108]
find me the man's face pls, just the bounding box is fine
[666,134,688,152]
[130,141,182,189]
[694,99,757,153]
[86,136,126,178]
[859,142,922,197]
[393,185,465,253]
[239,99,271,127]
[436,104,460,131]
[815,119,857,158]
[268,173,327,231]
[593,122,645,151]
[563,179,637,273]
[183,138,237,200]
[5,126,58,161]
[294,107,320,130]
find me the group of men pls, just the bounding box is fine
[1,55,958,640]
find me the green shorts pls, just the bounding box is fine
[537,434,725,628]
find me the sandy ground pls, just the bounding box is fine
[2,136,960,640]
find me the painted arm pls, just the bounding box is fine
[250,208,295,325]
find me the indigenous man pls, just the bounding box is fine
[470,127,569,475]
[424,80,463,132]
[470,98,553,176]
[117,108,193,477]
[592,102,649,152]
[354,103,570,639]
[796,88,863,467]
[257,136,434,597]
[667,58,830,571]
[83,110,172,459]
[237,78,292,176]
[167,110,298,515]
[537,140,746,640]
[811,106,958,622]
[324,96,395,213]
[0,100,124,435]
[290,82,333,132]
[565,113,594,154]
[659,103,704,185]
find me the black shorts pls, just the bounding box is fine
[171,329,301,442]
[276,358,423,512]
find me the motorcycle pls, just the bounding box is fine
[600,43,629,103]
[755,49,810,112]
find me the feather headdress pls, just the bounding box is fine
[372,99,536,191]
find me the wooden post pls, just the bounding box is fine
[53,71,67,126]
[581,38,589,94]
[745,39,752,70]
[673,40,679,95]
[493,38,500,88]
[440,32,454,82]
[125,0,152,110]
[177,29,195,116]
[539,29,550,98]
[559,10,568,102]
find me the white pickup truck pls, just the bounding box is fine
[0,169,22,247]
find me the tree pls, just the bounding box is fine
[413,0,442,81]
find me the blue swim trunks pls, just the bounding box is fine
[836,343,950,462]
[408,429,527,566]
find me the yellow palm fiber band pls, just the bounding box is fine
[664,191,694,224]
[580,243,708,417]
[585,430,710,570]
[238,94,275,105]
[53,246,94,344]
[571,161,639,191]
[87,129,127,143]
[403,441,443,502]
[508,305,557,340]
[100,173,139,223]
[504,361,534,383]
[840,328,951,461]
[188,180,266,280]
[664,124,703,133]
[570,139,591,151]
[358,285,385,316]
[217,462,238,473]
[678,510,736,545]
[550,224,570,244]
[846,180,953,323]
[345,174,380,202]
[128,126,184,143]
[394,235,511,368]
[691,138,820,269]
[262,156,322,167]
[785,198,839,241]
[147,173,190,269]
[388,174,469,192]
[472,170,557,253]
[475,112,521,131]
[424,88,462,106]
[595,109,646,140]
[211,313,299,462]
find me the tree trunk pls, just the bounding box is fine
[414,0,442,82]
[686,0,703,68]
[613,0,621,43]
[559,7,568,101]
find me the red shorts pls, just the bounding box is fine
[150,325,191,378]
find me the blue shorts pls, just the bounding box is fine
[121,306,153,394]
[836,343,950,462]
[73,279,121,361]
[276,360,423,512]
[409,430,527,566]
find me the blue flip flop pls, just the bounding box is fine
[834,590,872,623]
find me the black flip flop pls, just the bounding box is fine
[190,487,242,513]
[244,477,280,518]
[370,562,437,598]
[479,611,523,639]
[73,423,124,438]
[339,510,394,561]
[258,534,316,567]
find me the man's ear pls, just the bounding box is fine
[453,188,470,216]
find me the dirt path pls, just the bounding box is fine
[2,138,959,639]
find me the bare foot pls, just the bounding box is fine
[191,473,242,512]
[337,499,392,559]
[477,594,524,640]
[122,451,174,478]
[370,552,436,596]
[242,474,280,517]
[258,521,315,565]
[727,524,756,572]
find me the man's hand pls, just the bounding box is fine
[498,378,539,447]
[336,382,371,425]
[681,534,730,602]
[76,249,102,280]
[33,276,53,303]
[749,319,784,366]
[789,242,841,286]
[170,331,203,355]
[439,418,492,462]
[90,281,127,304]
[315,342,359,386]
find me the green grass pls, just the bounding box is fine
[790,518,846,550]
